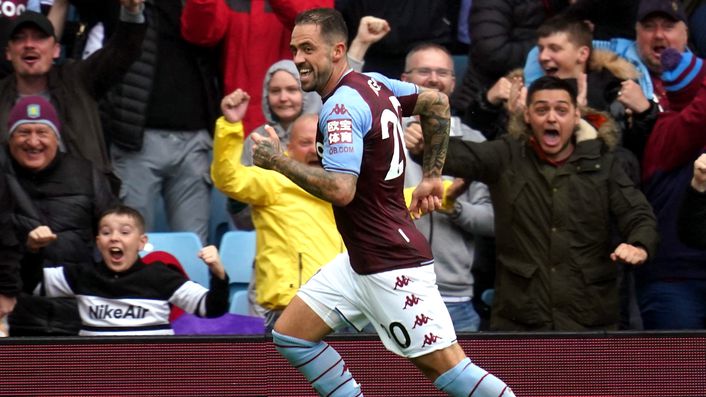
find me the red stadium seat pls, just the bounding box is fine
[142,251,187,322]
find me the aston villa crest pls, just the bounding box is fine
[27,104,40,119]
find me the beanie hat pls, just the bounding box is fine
[661,48,706,112]
[7,96,64,151]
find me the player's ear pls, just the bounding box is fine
[332,41,346,62]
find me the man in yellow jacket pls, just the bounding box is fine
[211,89,345,331]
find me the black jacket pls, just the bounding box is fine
[678,185,706,250]
[103,0,220,151]
[452,0,568,137]
[0,18,147,191]
[1,149,118,335]
[0,173,20,297]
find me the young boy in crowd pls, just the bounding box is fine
[30,205,230,336]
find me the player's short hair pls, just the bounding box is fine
[537,15,593,51]
[404,42,454,72]
[99,205,146,233]
[295,8,348,46]
[527,76,578,107]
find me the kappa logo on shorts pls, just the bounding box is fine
[393,275,412,290]
[402,294,422,310]
[421,332,442,348]
[412,314,433,329]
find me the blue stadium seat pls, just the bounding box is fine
[151,185,234,245]
[209,188,234,246]
[230,290,250,315]
[141,232,209,288]
[219,230,256,288]
[219,231,256,312]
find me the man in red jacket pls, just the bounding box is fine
[181,0,332,134]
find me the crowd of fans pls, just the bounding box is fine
[1,0,706,337]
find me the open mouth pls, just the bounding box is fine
[652,45,667,57]
[24,148,44,156]
[544,67,559,76]
[298,65,313,80]
[21,53,40,65]
[542,128,561,146]
[109,247,124,262]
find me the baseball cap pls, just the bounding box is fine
[7,11,55,40]
[637,0,687,23]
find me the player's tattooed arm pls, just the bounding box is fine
[412,87,450,178]
[251,126,358,206]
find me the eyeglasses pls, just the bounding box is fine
[404,67,454,78]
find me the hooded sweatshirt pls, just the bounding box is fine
[241,60,321,166]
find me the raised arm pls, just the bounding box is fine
[251,127,357,206]
[412,87,450,178]
[78,0,147,97]
[211,90,284,205]
[47,0,70,41]
[347,16,390,72]
[180,0,229,46]
[407,87,451,215]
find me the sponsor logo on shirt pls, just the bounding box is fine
[327,118,353,145]
[329,146,354,155]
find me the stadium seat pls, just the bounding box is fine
[142,251,188,322]
[209,188,234,246]
[219,231,256,313]
[230,290,250,315]
[219,230,256,288]
[141,232,209,288]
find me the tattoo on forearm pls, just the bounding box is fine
[273,157,341,202]
[253,137,354,203]
[415,89,450,178]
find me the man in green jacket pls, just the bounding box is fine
[443,76,659,331]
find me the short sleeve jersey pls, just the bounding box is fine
[317,70,433,275]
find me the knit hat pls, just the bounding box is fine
[7,96,64,151]
[637,0,687,23]
[661,48,706,112]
